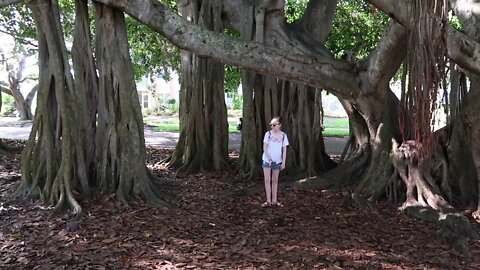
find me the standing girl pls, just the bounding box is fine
[261,117,289,207]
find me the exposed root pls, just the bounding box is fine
[0,139,21,154]
[392,140,453,211]
[294,147,369,190]
[166,139,230,175]
[351,192,375,209]
[390,140,480,254]
[111,163,170,208]
[238,165,262,180]
[404,206,479,255]
[139,180,170,208]
[473,210,480,221]
[338,134,354,165]
[47,183,83,220]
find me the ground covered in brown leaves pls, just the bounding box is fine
[1,140,480,269]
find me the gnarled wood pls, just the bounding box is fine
[72,0,98,181]
[14,0,86,218]
[93,3,166,206]
[392,140,453,211]
[165,0,230,174]
[237,0,336,179]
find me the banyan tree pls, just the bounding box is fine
[2,0,480,252]
[89,0,480,250]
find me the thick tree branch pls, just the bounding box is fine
[0,84,12,95]
[368,0,480,76]
[0,0,23,8]
[19,76,37,83]
[293,0,337,44]
[94,0,362,99]
[25,84,37,107]
[359,20,407,93]
[449,0,480,40]
[0,29,38,48]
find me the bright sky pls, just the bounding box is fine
[0,31,39,113]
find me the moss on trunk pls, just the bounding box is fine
[72,0,98,183]
[14,0,87,218]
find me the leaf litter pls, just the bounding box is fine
[0,140,479,269]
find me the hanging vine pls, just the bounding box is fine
[403,0,448,156]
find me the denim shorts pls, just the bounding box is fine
[262,161,282,170]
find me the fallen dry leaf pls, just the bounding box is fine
[0,144,478,270]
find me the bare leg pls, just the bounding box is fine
[263,167,272,205]
[271,169,280,204]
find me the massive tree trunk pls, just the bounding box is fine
[239,74,336,179]
[94,0,480,201]
[235,3,263,179]
[14,0,88,218]
[71,0,98,182]
[447,0,480,216]
[237,0,337,179]
[49,0,480,248]
[282,85,337,176]
[13,0,166,213]
[292,18,407,191]
[93,3,165,205]
[445,73,479,208]
[450,82,480,218]
[165,0,230,174]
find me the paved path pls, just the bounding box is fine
[0,125,348,155]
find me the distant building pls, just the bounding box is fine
[137,90,155,109]
[136,73,180,109]
[322,92,347,117]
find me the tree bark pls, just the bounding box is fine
[14,0,87,218]
[72,0,98,182]
[93,0,362,98]
[7,0,476,245]
[93,3,165,206]
[448,0,480,217]
[0,0,23,8]
[165,0,230,174]
[237,0,337,178]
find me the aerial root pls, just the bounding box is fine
[404,206,479,255]
[48,185,83,220]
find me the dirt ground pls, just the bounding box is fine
[1,140,480,269]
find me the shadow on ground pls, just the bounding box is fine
[0,141,479,269]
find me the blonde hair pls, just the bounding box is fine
[271,116,281,124]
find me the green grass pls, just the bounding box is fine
[323,117,349,129]
[150,117,239,133]
[148,116,350,136]
[153,124,180,132]
[322,117,349,136]
[152,122,240,133]
[323,128,350,136]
